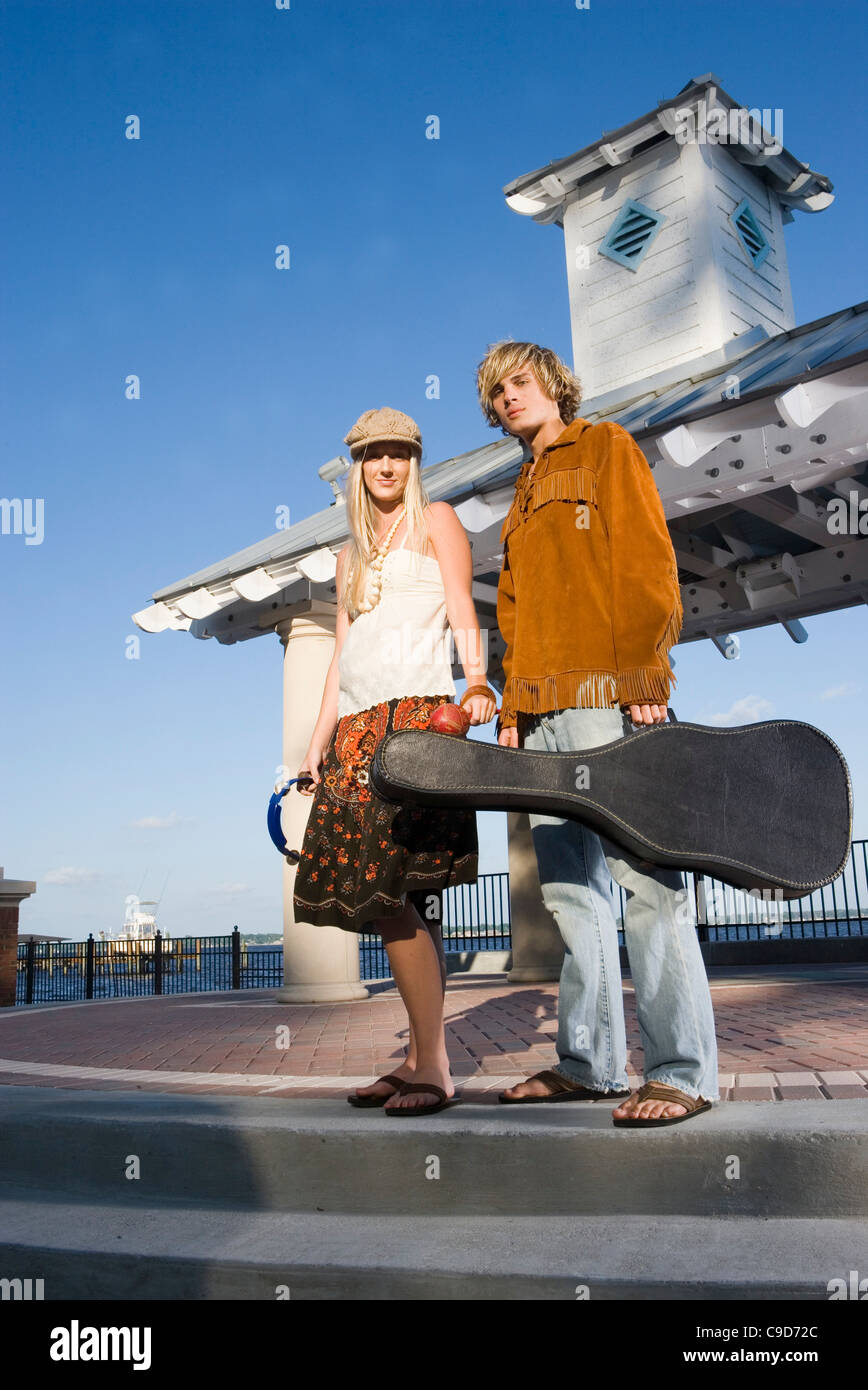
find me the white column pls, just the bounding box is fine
[275,603,368,1003]
[505,811,564,983]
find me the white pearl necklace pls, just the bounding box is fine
[356,507,406,613]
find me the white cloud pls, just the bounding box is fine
[43,867,104,886]
[820,682,858,701]
[707,695,775,727]
[131,811,184,829]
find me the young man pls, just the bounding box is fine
[477,341,718,1126]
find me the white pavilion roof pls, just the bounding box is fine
[133,301,868,681]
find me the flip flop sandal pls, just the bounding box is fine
[499,1069,632,1104]
[385,1083,460,1117]
[612,1081,712,1127]
[347,1073,409,1108]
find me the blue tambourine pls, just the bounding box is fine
[267,776,314,862]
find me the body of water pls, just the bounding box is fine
[15,919,866,1005]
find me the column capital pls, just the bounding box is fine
[274,600,337,645]
[0,868,36,907]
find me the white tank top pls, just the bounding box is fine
[337,533,456,717]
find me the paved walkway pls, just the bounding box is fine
[1,964,866,1102]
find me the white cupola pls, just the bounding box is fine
[503,73,834,400]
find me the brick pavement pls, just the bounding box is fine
[0,966,866,1102]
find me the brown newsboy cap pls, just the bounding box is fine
[344,407,422,461]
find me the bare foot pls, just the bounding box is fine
[500,1075,562,1102]
[611,1090,687,1122]
[352,1064,414,1103]
[384,1064,453,1112]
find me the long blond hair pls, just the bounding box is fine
[341,449,431,618]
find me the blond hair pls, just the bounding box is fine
[476,340,582,428]
[340,446,431,618]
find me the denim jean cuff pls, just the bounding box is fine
[554,1062,628,1094]
[649,1072,720,1102]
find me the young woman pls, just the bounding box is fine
[293,407,497,1115]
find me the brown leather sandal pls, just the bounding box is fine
[499,1069,632,1104]
[612,1081,712,1127]
[385,1083,460,1117]
[347,1073,408,1108]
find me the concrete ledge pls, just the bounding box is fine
[695,937,868,967]
[1,1196,865,1300]
[0,1088,865,1218]
[441,938,868,977]
[444,950,512,973]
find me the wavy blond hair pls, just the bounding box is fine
[340,446,431,618]
[476,340,582,429]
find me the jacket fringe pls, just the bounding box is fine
[613,588,682,706]
[501,466,599,542]
[500,593,683,723]
[615,664,674,707]
[502,669,619,718]
[529,466,598,512]
[656,588,683,679]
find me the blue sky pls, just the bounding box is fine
[2,0,866,942]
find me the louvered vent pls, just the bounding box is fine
[730,198,770,267]
[599,198,666,271]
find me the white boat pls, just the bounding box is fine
[99,897,171,952]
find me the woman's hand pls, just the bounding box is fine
[463,692,498,726]
[497,726,521,748]
[297,742,327,794]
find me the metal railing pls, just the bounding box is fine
[608,841,868,944]
[358,874,511,980]
[14,847,867,1004]
[16,929,283,1005]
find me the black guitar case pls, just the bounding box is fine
[369,719,852,899]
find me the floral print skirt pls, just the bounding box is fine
[292,693,479,933]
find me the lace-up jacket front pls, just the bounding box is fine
[495,417,683,734]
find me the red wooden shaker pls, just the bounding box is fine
[428,703,471,736]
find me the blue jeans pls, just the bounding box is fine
[523,706,719,1101]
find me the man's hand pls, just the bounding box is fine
[498,726,520,748]
[627,703,668,725]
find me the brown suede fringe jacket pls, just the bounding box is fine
[496,417,683,735]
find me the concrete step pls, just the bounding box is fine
[1,1187,866,1299]
[1,1087,866,1218]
